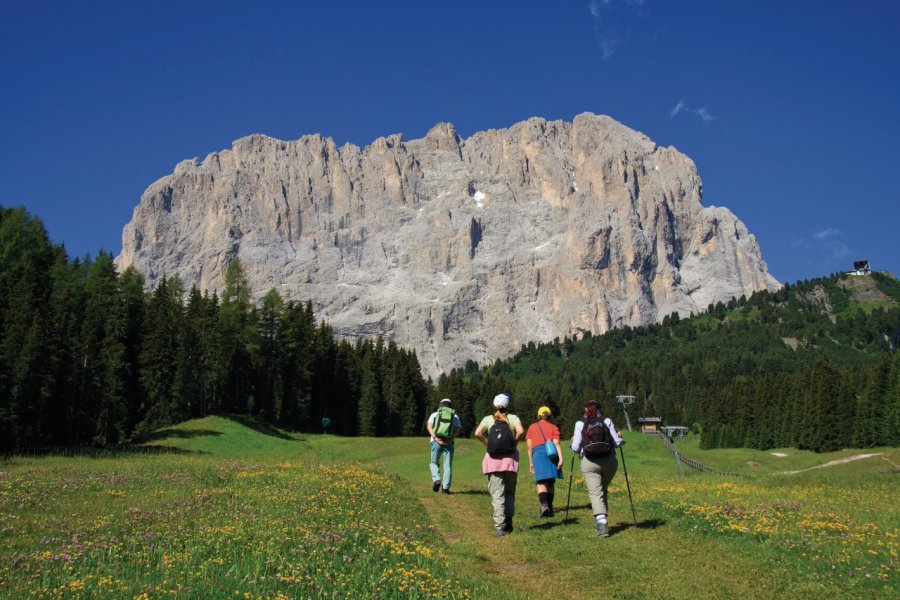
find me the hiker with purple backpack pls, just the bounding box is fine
[570,399,624,537]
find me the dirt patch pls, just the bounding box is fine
[416,486,547,599]
[779,453,883,475]
[838,275,891,303]
[781,338,800,350]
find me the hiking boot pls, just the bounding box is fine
[432,480,440,492]
[539,503,551,518]
[495,528,506,537]
[503,516,513,533]
[595,520,609,537]
[441,487,450,495]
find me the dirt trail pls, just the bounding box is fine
[416,485,546,599]
[779,453,883,475]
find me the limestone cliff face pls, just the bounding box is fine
[118,113,779,377]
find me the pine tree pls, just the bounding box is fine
[279,301,314,428]
[174,286,206,420]
[220,259,254,414]
[881,353,900,446]
[358,343,381,436]
[137,276,184,434]
[0,207,55,450]
[118,266,146,435]
[255,288,285,422]
[72,253,129,445]
[852,355,888,447]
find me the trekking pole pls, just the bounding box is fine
[618,444,637,525]
[564,453,575,522]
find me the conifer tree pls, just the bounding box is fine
[0,207,54,450]
[118,266,146,434]
[256,288,285,422]
[174,286,206,420]
[137,276,184,433]
[853,354,891,447]
[358,343,381,436]
[220,259,254,413]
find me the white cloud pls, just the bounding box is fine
[694,107,717,122]
[587,0,643,61]
[824,240,853,259]
[670,99,717,123]
[599,34,621,60]
[813,227,841,240]
[792,227,855,266]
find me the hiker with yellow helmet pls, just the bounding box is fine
[525,406,564,517]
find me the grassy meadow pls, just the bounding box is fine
[1,416,897,599]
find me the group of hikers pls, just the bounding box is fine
[426,394,624,538]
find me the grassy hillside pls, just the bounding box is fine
[2,416,896,598]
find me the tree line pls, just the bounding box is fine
[3,205,899,453]
[0,207,429,452]
[435,276,900,452]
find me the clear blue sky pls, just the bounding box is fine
[2,1,898,284]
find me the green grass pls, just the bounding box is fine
[0,417,495,599]
[1,417,897,599]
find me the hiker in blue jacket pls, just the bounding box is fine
[426,398,463,494]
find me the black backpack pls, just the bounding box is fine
[487,419,515,456]
[581,416,614,458]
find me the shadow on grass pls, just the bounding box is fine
[5,444,208,459]
[527,517,666,534]
[559,502,592,511]
[609,518,666,535]
[451,489,489,496]
[528,517,580,530]
[223,414,295,440]
[140,428,223,442]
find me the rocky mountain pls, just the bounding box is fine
[118,113,779,378]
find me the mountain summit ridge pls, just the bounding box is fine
[118,112,779,377]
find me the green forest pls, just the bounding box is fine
[2,205,899,453]
[0,207,429,452]
[434,270,900,453]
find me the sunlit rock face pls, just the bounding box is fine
[119,113,778,378]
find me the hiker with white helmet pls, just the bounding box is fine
[426,398,463,494]
[474,393,525,536]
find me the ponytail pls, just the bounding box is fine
[583,402,600,421]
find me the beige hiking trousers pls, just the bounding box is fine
[580,452,618,516]
[487,471,518,529]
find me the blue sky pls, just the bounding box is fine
[2,1,898,284]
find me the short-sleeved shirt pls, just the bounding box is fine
[478,414,522,433]
[526,420,560,450]
[479,414,522,474]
